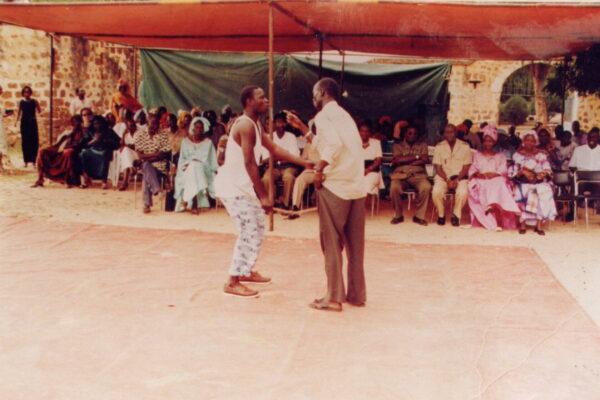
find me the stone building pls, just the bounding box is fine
[1,24,599,149]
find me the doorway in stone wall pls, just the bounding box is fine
[499,63,562,128]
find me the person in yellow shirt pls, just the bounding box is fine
[432,124,473,226]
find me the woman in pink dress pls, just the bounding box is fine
[467,126,520,231]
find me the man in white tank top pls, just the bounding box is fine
[215,86,313,297]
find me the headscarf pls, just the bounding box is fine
[134,108,148,122]
[482,125,498,142]
[189,117,210,136]
[521,130,538,144]
[190,107,203,118]
[177,111,191,129]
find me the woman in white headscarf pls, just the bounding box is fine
[508,130,557,235]
[174,117,217,213]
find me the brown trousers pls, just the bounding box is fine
[317,187,366,304]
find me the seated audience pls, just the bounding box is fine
[78,115,121,189]
[111,80,143,122]
[359,121,384,196]
[204,110,227,150]
[432,124,472,226]
[389,125,431,226]
[553,130,577,171]
[134,110,172,214]
[467,125,520,231]
[32,115,84,188]
[462,119,482,150]
[134,108,148,129]
[494,129,518,160]
[174,117,217,213]
[171,111,192,164]
[289,121,320,217]
[509,130,557,235]
[572,120,587,146]
[569,127,600,171]
[261,112,301,209]
[69,88,93,117]
[116,118,141,191]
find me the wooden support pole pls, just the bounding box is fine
[340,50,346,105]
[49,34,55,144]
[268,2,275,231]
[318,34,324,80]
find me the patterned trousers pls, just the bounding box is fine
[221,196,266,277]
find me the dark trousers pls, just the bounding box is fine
[142,161,164,208]
[317,187,366,304]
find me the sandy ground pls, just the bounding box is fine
[2,217,599,399]
[1,161,599,329]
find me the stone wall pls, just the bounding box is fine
[576,95,600,131]
[446,60,525,125]
[0,25,51,147]
[1,24,140,149]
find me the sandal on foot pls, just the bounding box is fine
[534,228,546,236]
[30,181,43,188]
[309,298,342,312]
[518,228,526,234]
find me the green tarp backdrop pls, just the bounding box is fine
[139,50,451,132]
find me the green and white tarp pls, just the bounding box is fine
[139,50,451,129]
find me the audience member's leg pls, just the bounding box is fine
[363,172,380,195]
[281,167,298,208]
[408,174,432,221]
[142,161,161,209]
[317,187,350,305]
[291,170,315,208]
[453,179,468,219]
[432,176,448,219]
[389,178,405,221]
[344,196,366,305]
[261,167,281,202]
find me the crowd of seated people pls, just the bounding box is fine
[31,82,235,216]
[30,81,600,230]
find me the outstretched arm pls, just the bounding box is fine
[262,133,312,170]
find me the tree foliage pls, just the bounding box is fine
[545,44,600,97]
[500,96,529,126]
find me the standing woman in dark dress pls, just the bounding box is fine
[16,86,41,168]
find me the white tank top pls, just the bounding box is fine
[214,115,263,200]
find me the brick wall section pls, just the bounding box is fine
[1,24,140,148]
[0,25,51,147]
[577,95,600,131]
[446,60,525,125]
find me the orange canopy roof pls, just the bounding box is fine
[1,1,600,60]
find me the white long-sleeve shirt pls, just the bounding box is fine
[313,101,365,200]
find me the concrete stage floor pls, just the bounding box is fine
[1,217,599,399]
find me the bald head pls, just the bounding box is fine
[312,78,340,110]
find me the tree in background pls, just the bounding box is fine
[500,96,529,126]
[545,44,600,123]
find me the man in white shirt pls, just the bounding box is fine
[69,88,94,116]
[287,78,366,312]
[261,112,301,209]
[569,127,600,171]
